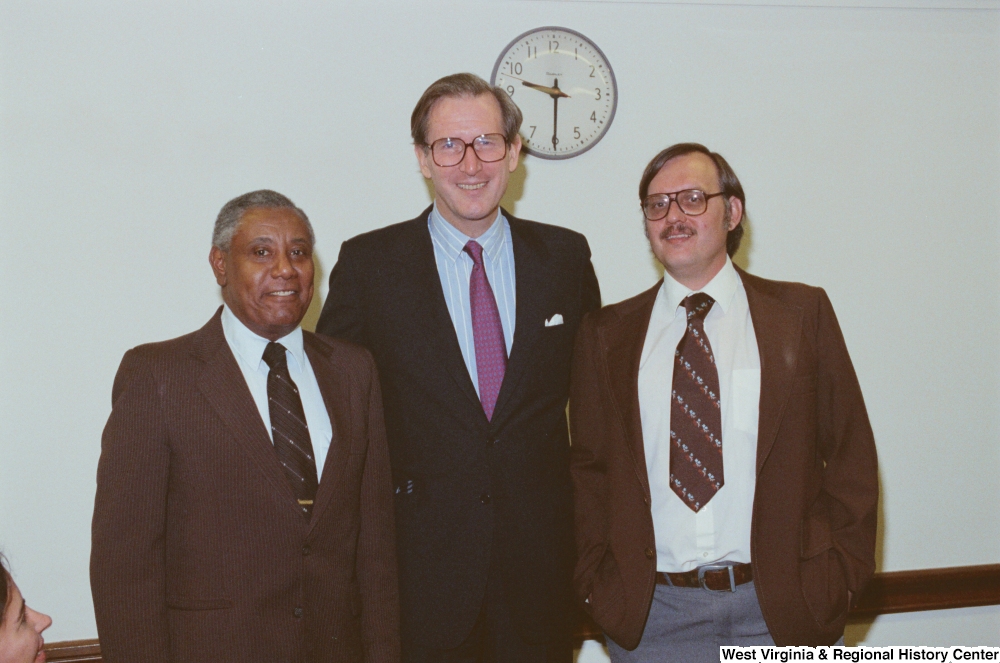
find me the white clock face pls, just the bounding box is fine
[491,27,617,160]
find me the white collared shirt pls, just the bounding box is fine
[221,305,334,475]
[638,257,761,572]
[428,204,517,396]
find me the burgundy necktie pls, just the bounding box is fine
[263,342,319,518]
[669,293,724,512]
[464,240,507,421]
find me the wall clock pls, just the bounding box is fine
[491,27,617,160]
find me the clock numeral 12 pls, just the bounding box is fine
[549,40,559,53]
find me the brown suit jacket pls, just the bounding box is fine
[569,268,878,648]
[91,308,399,663]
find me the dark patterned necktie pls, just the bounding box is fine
[669,293,724,512]
[464,240,507,421]
[262,342,318,518]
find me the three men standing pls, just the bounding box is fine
[569,143,878,660]
[317,73,601,662]
[90,82,877,662]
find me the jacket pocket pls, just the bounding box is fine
[166,595,233,611]
[799,514,848,627]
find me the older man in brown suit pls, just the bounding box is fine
[91,190,399,663]
[570,144,878,661]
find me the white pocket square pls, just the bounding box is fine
[544,314,564,327]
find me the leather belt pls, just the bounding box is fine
[656,562,753,592]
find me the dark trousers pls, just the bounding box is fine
[402,561,572,663]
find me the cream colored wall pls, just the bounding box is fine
[0,0,997,653]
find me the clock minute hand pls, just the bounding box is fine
[551,78,561,152]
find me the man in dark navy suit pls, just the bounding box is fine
[317,73,601,663]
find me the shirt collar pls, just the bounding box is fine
[428,203,506,263]
[221,305,305,371]
[660,256,739,316]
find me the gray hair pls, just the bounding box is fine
[212,190,314,251]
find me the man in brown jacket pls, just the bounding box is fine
[570,144,877,661]
[91,190,399,663]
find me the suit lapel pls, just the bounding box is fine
[739,269,804,474]
[304,334,348,530]
[599,283,660,500]
[492,215,548,422]
[395,212,482,412]
[194,310,298,507]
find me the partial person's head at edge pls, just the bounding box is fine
[410,73,523,239]
[0,553,52,663]
[209,190,317,342]
[639,142,746,291]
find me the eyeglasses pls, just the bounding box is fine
[425,134,508,167]
[641,189,726,220]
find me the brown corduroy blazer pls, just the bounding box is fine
[569,268,878,648]
[91,308,399,663]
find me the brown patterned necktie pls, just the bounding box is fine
[669,293,723,512]
[263,342,318,518]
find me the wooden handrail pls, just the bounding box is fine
[42,639,102,663]
[44,564,1000,662]
[849,563,1000,619]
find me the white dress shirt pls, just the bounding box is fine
[428,204,517,396]
[221,305,334,475]
[638,257,761,572]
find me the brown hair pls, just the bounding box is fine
[639,142,747,257]
[410,73,523,146]
[1,553,11,625]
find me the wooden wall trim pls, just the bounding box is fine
[44,564,1000,662]
[43,638,102,663]
[848,563,1000,619]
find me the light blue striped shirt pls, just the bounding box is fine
[428,204,516,397]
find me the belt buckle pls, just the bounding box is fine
[697,563,737,592]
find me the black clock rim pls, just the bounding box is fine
[489,26,618,161]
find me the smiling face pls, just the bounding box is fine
[415,93,521,238]
[0,582,52,663]
[209,206,315,341]
[644,152,743,290]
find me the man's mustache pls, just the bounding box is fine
[659,224,694,241]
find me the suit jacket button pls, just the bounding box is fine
[488,436,498,446]
[480,493,491,504]
[645,548,655,560]
[302,545,311,556]
[293,607,303,618]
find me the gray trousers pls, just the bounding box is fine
[605,581,845,662]
[605,580,774,663]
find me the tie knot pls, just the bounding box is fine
[682,293,715,321]
[463,240,484,266]
[262,342,288,370]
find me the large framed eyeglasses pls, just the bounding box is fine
[641,189,726,220]
[426,134,508,167]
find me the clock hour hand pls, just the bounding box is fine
[507,75,570,98]
[523,80,570,99]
